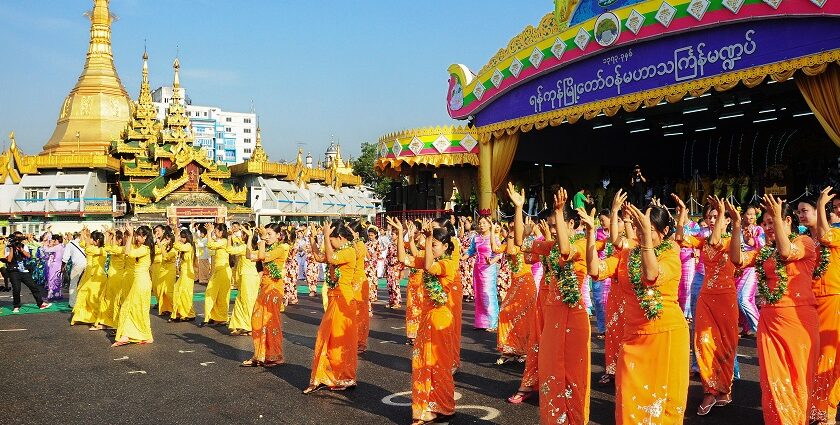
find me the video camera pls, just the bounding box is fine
[6,234,26,250]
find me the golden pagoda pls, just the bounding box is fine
[42,0,131,155]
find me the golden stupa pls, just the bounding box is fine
[41,0,131,155]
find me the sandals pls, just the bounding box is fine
[303,384,327,394]
[262,361,282,368]
[715,395,733,407]
[496,355,513,365]
[507,390,533,404]
[697,395,718,416]
[111,340,131,347]
[598,374,614,385]
[240,359,258,367]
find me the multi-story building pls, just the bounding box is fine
[152,86,257,165]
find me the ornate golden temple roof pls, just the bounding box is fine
[41,0,132,155]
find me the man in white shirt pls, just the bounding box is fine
[62,232,87,308]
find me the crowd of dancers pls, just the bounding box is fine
[21,180,840,424]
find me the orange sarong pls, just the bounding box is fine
[758,305,819,424]
[813,295,840,422]
[406,269,424,339]
[251,272,285,363]
[694,291,739,395]
[519,250,548,390]
[497,266,536,356]
[411,258,457,421]
[310,247,358,388]
[598,244,689,424]
[354,241,369,352]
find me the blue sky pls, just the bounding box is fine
[0,0,551,162]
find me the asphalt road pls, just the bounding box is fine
[1,284,767,424]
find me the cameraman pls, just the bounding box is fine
[629,164,647,207]
[6,231,51,313]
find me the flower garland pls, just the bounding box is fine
[509,251,524,274]
[604,241,614,258]
[423,255,450,306]
[628,240,673,320]
[548,234,585,306]
[813,243,831,280]
[324,242,353,289]
[756,234,797,305]
[264,242,284,280]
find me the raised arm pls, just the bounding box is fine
[553,188,571,257]
[579,208,599,277]
[764,194,793,259]
[507,182,526,247]
[817,186,834,242]
[610,190,627,247]
[386,217,406,265]
[726,200,744,267]
[628,204,660,282]
[708,196,727,249]
[309,224,326,263]
[672,193,689,243]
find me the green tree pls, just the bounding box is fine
[352,141,393,199]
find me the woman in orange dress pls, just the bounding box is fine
[589,202,689,424]
[404,223,425,345]
[803,188,840,424]
[304,220,358,393]
[598,190,633,386]
[389,217,458,425]
[348,220,369,353]
[492,222,536,364]
[241,223,290,368]
[728,195,818,425]
[676,196,739,415]
[432,215,462,371]
[506,181,553,404]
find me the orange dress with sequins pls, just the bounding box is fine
[411,256,457,421]
[595,243,689,424]
[813,228,840,422]
[496,247,537,356]
[683,235,739,397]
[309,246,358,388]
[744,235,818,425]
[251,243,290,364]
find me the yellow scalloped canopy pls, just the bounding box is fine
[375,153,479,178]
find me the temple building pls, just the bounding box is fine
[0,0,376,233]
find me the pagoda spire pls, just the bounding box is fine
[122,50,160,146]
[42,0,131,154]
[160,57,192,146]
[250,126,269,163]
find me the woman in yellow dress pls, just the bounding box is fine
[229,223,261,335]
[241,223,290,367]
[70,229,107,327]
[203,223,232,326]
[170,228,197,322]
[93,229,126,330]
[151,225,165,312]
[304,220,358,394]
[113,226,156,347]
[157,229,177,317]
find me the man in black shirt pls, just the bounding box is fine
[6,232,51,313]
[629,165,647,207]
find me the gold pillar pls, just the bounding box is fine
[478,133,493,215]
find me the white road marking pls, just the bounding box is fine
[390,326,406,330]
[178,350,195,353]
[127,370,147,374]
[0,329,27,332]
[113,356,129,361]
[200,361,215,366]
[456,405,500,421]
[381,391,462,407]
[310,311,318,314]
[378,340,398,344]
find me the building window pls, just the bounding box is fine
[226,117,232,122]
[244,138,251,144]
[244,118,251,123]
[244,148,253,154]
[243,128,251,133]
[225,127,232,132]
[203,112,207,117]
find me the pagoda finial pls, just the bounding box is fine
[8,131,16,150]
[172,57,181,89]
[250,126,269,163]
